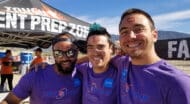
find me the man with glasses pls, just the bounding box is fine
[0,32,82,104]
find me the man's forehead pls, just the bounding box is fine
[89,36,98,42]
[119,15,136,30]
[122,15,136,24]
[87,35,109,46]
[122,14,148,24]
[126,16,135,23]
[88,35,107,42]
[120,14,144,30]
[53,41,74,50]
[52,34,75,45]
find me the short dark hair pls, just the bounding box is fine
[52,32,76,46]
[5,49,11,54]
[119,8,155,30]
[35,48,42,52]
[52,32,87,53]
[87,23,113,46]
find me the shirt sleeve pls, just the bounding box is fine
[111,55,129,69]
[76,62,88,74]
[167,76,190,104]
[12,72,35,99]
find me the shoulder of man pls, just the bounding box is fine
[148,60,190,86]
[76,62,91,73]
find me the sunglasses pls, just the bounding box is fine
[53,49,77,58]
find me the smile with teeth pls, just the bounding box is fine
[127,42,142,48]
[93,57,101,61]
[62,61,70,65]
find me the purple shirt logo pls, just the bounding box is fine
[56,88,68,99]
[103,78,113,88]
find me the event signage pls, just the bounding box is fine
[0,6,89,39]
[155,39,190,60]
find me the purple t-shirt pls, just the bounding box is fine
[77,62,119,104]
[113,55,190,104]
[13,64,82,104]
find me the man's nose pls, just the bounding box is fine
[129,31,136,38]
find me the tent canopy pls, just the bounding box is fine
[0,0,90,49]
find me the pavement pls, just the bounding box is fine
[0,73,29,103]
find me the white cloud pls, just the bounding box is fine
[76,9,190,35]
[77,16,120,35]
[153,9,190,30]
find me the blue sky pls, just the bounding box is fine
[43,0,190,35]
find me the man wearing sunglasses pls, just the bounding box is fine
[1,32,82,104]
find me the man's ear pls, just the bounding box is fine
[110,44,115,55]
[152,29,158,42]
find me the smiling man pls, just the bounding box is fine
[1,32,82,104]
[77,23,119,104]
[113,8,190,104]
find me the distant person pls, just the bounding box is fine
[29,48,43,69]
[113,41,124,56]
[113,8,190,104]
[0,32,82,104]
[78,23,119,104]
[0,50,14,91]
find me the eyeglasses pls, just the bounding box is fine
[53,49,77,58]
[120,25,146,37]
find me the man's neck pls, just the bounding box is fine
[92,65,109,74]
[131,51,161,65]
